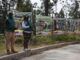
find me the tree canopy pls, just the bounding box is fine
[41,0,53,16]
[16,0,32,12]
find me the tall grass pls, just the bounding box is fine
[30,34,80,45]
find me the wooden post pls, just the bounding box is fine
[32,11,36,35]
[54,20,57,31]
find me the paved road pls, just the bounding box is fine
[20,44,80,60]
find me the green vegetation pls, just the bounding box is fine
[36,15,52,25]
[30,34,80,46]
[0,34,80,45]
[0,34,80,56]
[17,0,32,12]
[0,35,5,42]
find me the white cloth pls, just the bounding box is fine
[22,21,32,33]
[22,21,29,28]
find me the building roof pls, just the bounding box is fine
[15,12,32,18]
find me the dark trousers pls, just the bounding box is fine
[23,32,32,49]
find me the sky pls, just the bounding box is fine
[0,0,78,15]
[31,0,53,7]
[31,0,41,7]
[30,0,77,18]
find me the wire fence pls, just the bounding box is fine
[52,18,80,31]
[36,18,80,35]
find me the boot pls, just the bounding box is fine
[7,49,11,54]
[11,49,18,53]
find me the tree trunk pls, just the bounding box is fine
[44,0,49,16]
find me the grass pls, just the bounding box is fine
[0,43,23,56]
[30,34,80,45]
[0,33,80,56]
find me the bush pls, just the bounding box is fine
[0,34,80,46]
[30,35,54,45]
[30,34,80,45]
[15,35,23,43]
[0,35,5,43]
[51,34,80,42]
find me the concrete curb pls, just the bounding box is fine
[0,49,31,60]
[30,41,80,55]
[0,41,79,60]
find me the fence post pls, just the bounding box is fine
[51,19,54,38]
[32,11,36,35]
[54,20,57,31]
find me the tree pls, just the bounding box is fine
[44,0,50,16]
[23,0,32,12]
[33,2,38,8]
[16,0,32,12]
[16,0,24,11]
[53,0,58,4]
[58,9,64,18]
[73,0,79,18]
[36,9,41,15]
[69,0,79,18]
[41,0,52,16]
